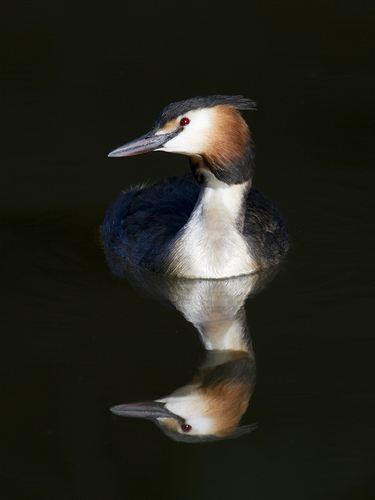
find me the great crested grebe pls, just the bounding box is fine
[102,95,289,279]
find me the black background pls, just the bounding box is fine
[1,1,374,499]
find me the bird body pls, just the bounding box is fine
[102,95,289,279]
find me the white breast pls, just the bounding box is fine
[166,173,256,279]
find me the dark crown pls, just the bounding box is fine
[151,95,256,131]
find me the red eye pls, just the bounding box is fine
[181,424,192,433]
[179,117,190,127]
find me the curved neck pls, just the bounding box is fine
[197,167,252,192]
[188,144,255,186]
[164,172,254,279]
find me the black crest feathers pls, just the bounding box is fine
[152,95,256,130]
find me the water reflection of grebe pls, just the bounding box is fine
[103,95,289,279]
[108,267,279,442]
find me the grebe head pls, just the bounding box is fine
[110,395,228,442]
[110,372,256,443]
[108,95,257,185]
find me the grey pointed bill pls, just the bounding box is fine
[108,130,179,157]
[110,401,182,421]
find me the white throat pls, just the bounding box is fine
[166,170,256,279]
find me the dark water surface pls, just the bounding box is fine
[1,1,374,498]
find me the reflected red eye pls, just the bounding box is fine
[181,424,192,433]
[179,117,190,127]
